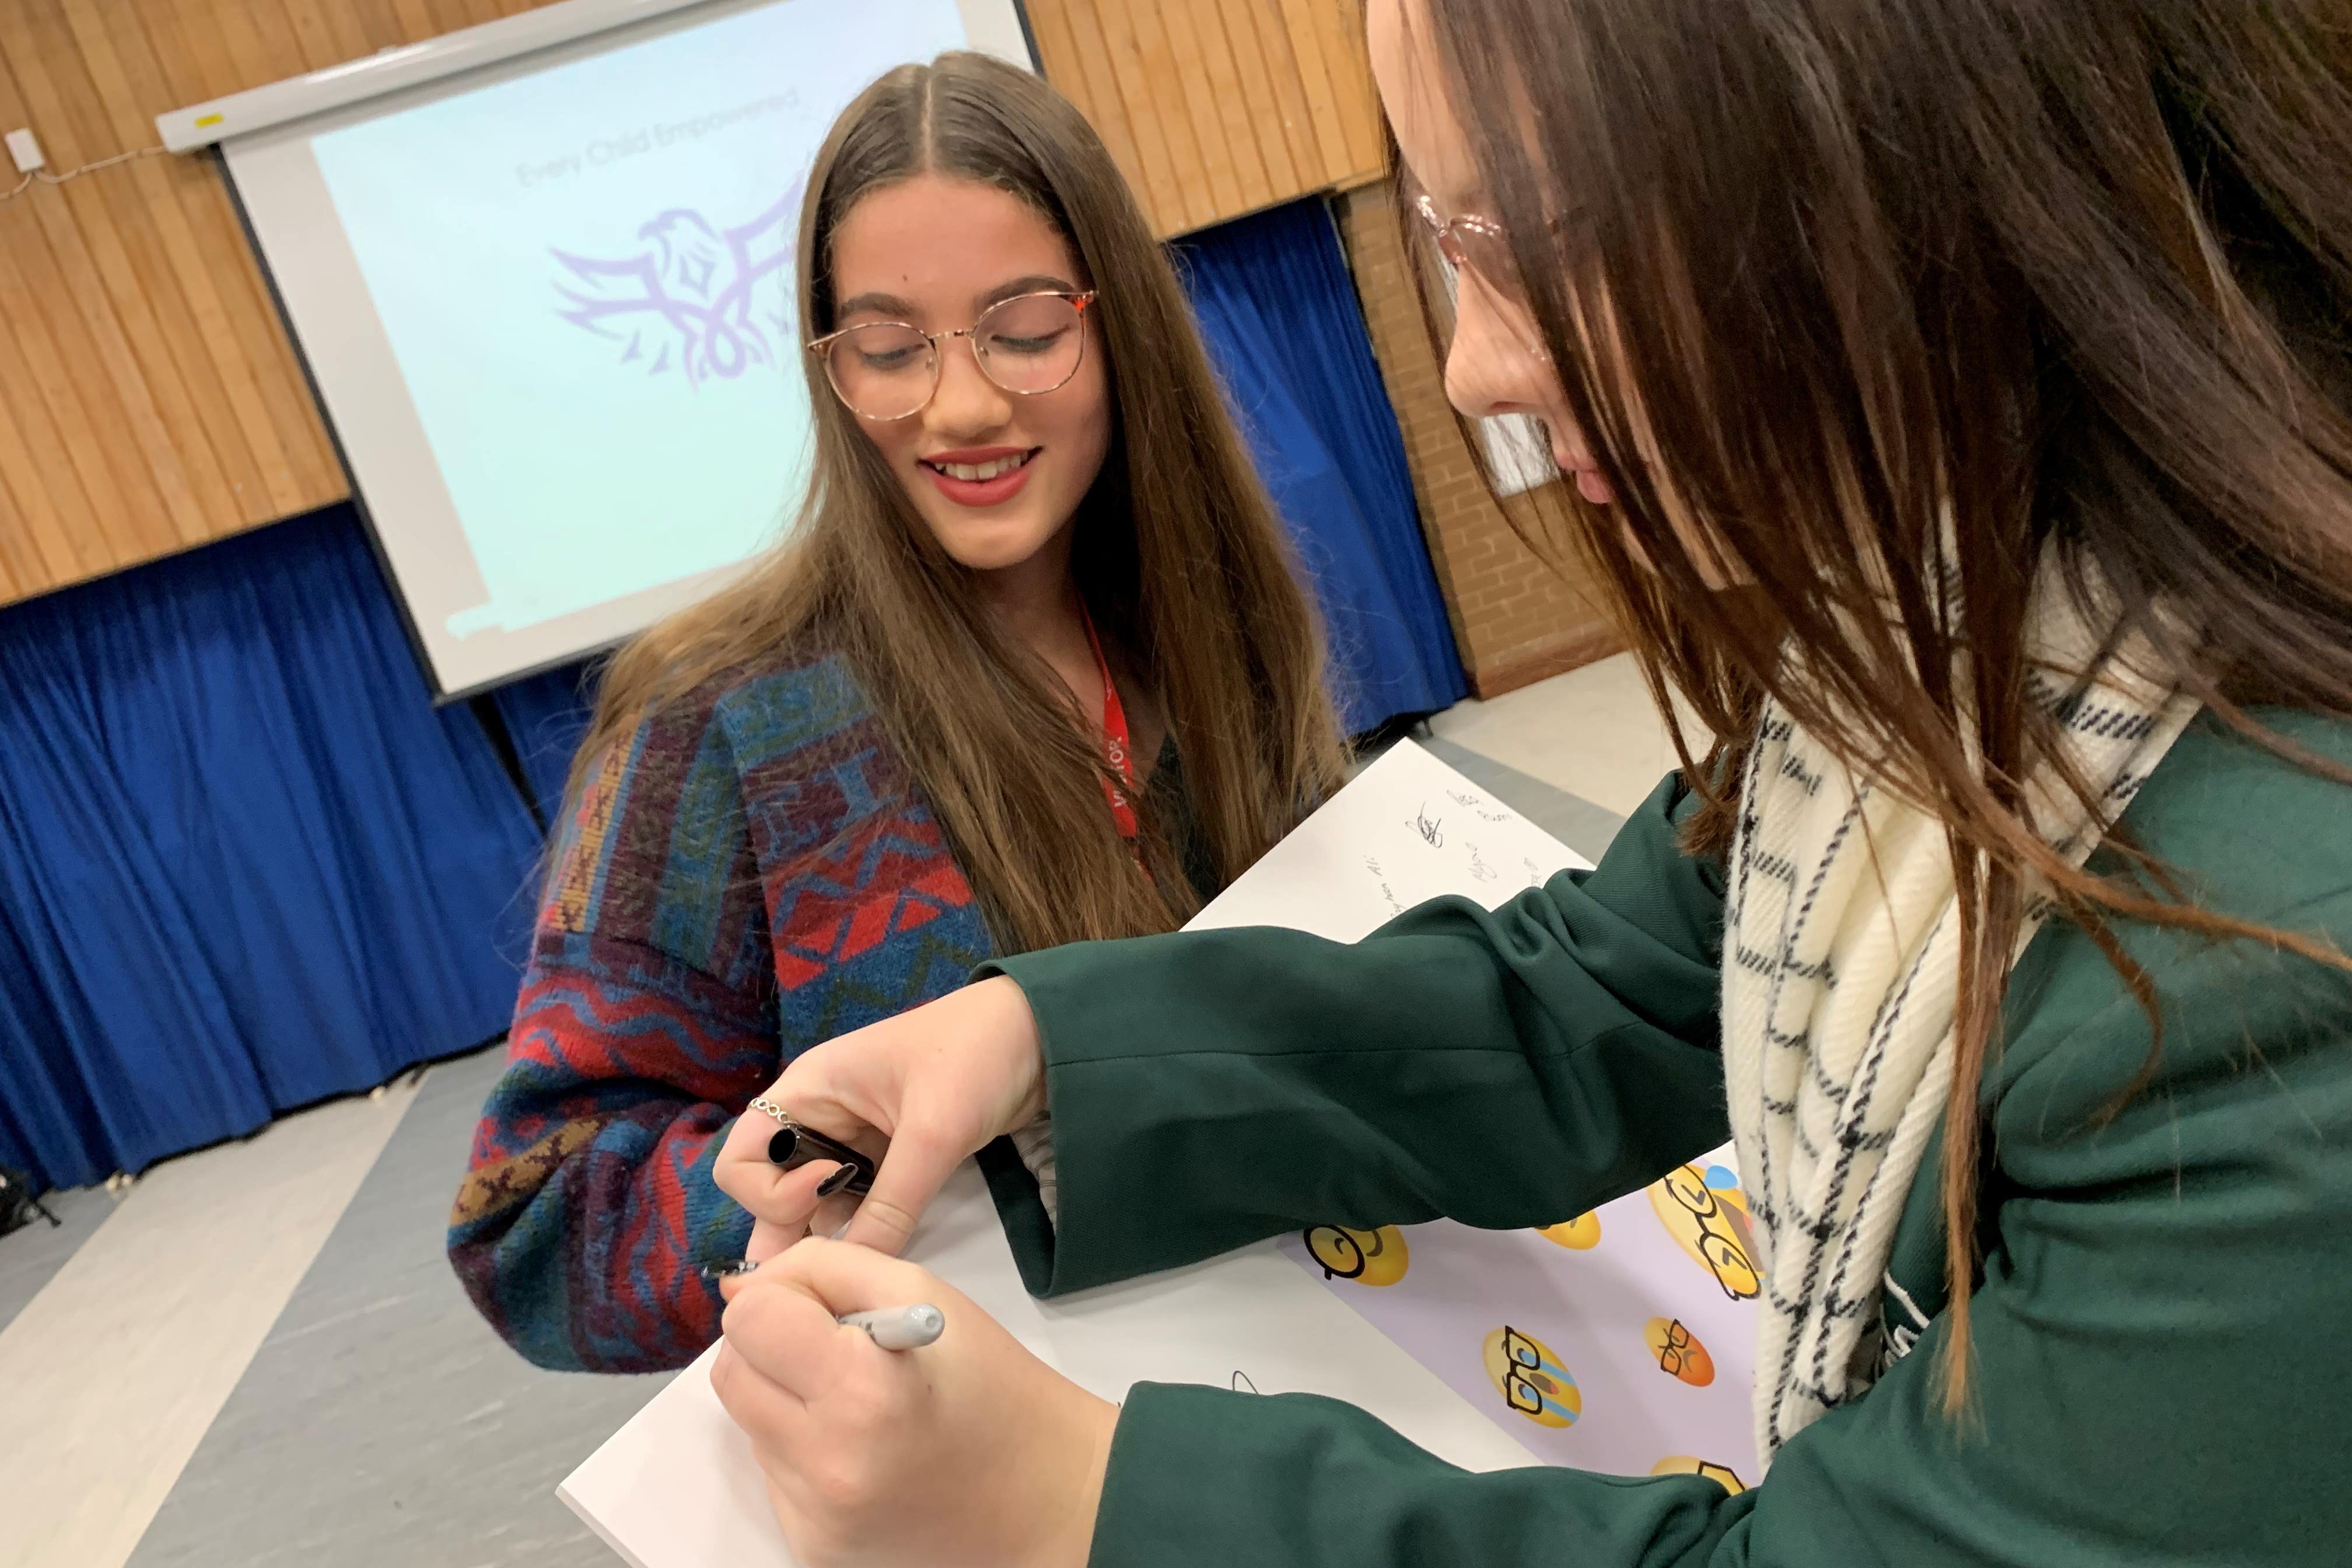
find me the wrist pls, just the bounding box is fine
[1037,1391,1118,1568]
[987,974,1052,1131]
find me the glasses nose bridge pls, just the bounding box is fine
[924,320,992,385]
[924,320,1009,420]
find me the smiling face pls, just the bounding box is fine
[821,173,1113,579]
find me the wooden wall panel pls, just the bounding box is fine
[0,0,397,607]
[0,0,1386,607]
[1026,0,1385,237]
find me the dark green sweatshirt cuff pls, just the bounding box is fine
[974,1132,1057,1296]
[1089,1382,1747,1568]
[974,937,1217,1296]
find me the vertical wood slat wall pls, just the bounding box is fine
[0,0,1386,608]
[1023,0,1384,238]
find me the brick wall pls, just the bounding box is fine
[1334,187,1622,698]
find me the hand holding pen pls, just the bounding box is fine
[709,1236,1113,1568]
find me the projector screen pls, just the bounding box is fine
[225,0,1034,697]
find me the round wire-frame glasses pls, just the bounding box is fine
[807,289,1100,421]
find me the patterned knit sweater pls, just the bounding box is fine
[448,649,1202,1372]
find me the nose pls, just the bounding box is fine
[922,331,1014,439]
[1441,278,1554,424]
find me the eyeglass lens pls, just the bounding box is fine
[823,293,1087,421]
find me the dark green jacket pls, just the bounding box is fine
[981,711,2352,1567]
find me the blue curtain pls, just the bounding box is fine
[1175,199,1468,732]
[0,508,542,1191]
[490,663,601,828]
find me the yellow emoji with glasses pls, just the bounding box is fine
[1535,1211,1602,1250]
[1301,1223,1411,1286]
[1650,1455,1748,1494]
[1647,1162,1761,1300]
[1481,1325,1582,1428]
[1642,1316,1716,1387]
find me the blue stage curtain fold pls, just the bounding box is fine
[489,663,602,827]
[0,508,543,1189]
[1174,198,1469,732]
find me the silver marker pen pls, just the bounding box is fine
[838,1304,946,1351]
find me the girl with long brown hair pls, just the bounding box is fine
[708,1,2352,1563]
[446,52,1345,1371]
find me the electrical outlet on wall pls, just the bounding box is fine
[5,128,44,174]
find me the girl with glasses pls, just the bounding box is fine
[447,52,1345,1371]
[712,2,2352,1565]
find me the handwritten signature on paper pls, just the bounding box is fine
[1447,788,1512,824]
[1466,842,1498,883]
[1414,804,1445,848]
[1525,856,1548,887]
[1364,856,1404,915]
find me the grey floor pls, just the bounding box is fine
[0,734,1621,1568]
[0,1185,116,1337]
[124,1049,667,1568]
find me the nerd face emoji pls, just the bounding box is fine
[1643,1317,1716,1387]
[1536,1212,1601,1250]
[1647,1164,1761,1300]
[1303,1224,1410,1286]
[1651,1455,1747,1493]
[1483,1325,1581,1428]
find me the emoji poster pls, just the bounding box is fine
[1277,1148,1760,1489]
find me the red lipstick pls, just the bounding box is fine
[919,446,1040,508]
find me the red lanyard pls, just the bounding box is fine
[1081,606,1141,844]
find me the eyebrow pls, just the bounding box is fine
[833,274,1081,323]
[977,272,1080,308]
[834,289,915,319]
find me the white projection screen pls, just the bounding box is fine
[224,0,1035,697]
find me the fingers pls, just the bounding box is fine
[717,1188,846,1301]
[721,1251,872,1406]
[838,1124,961,1256]
[766,1235,940,1319]
[810,1188,862,1243]
[715,1123,838,1234]
[709,1338,813,1454]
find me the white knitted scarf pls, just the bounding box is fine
[1722,566,2201,1464]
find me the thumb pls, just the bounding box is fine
[839,1124,963,1256]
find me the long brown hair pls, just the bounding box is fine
[1404,0,2352,1404]
[566,53,1345,948]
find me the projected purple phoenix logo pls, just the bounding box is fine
[550,177,804,386]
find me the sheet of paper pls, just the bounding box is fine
[1188,737,1593,940]
[558,740,1734,1564]
[1273,1148,1762,1491]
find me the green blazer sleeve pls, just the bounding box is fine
[979,771,1729,1296]
[1086,859,2352,1568]
[995,717,2352,1568]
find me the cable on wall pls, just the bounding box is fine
[1,138,167,209]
